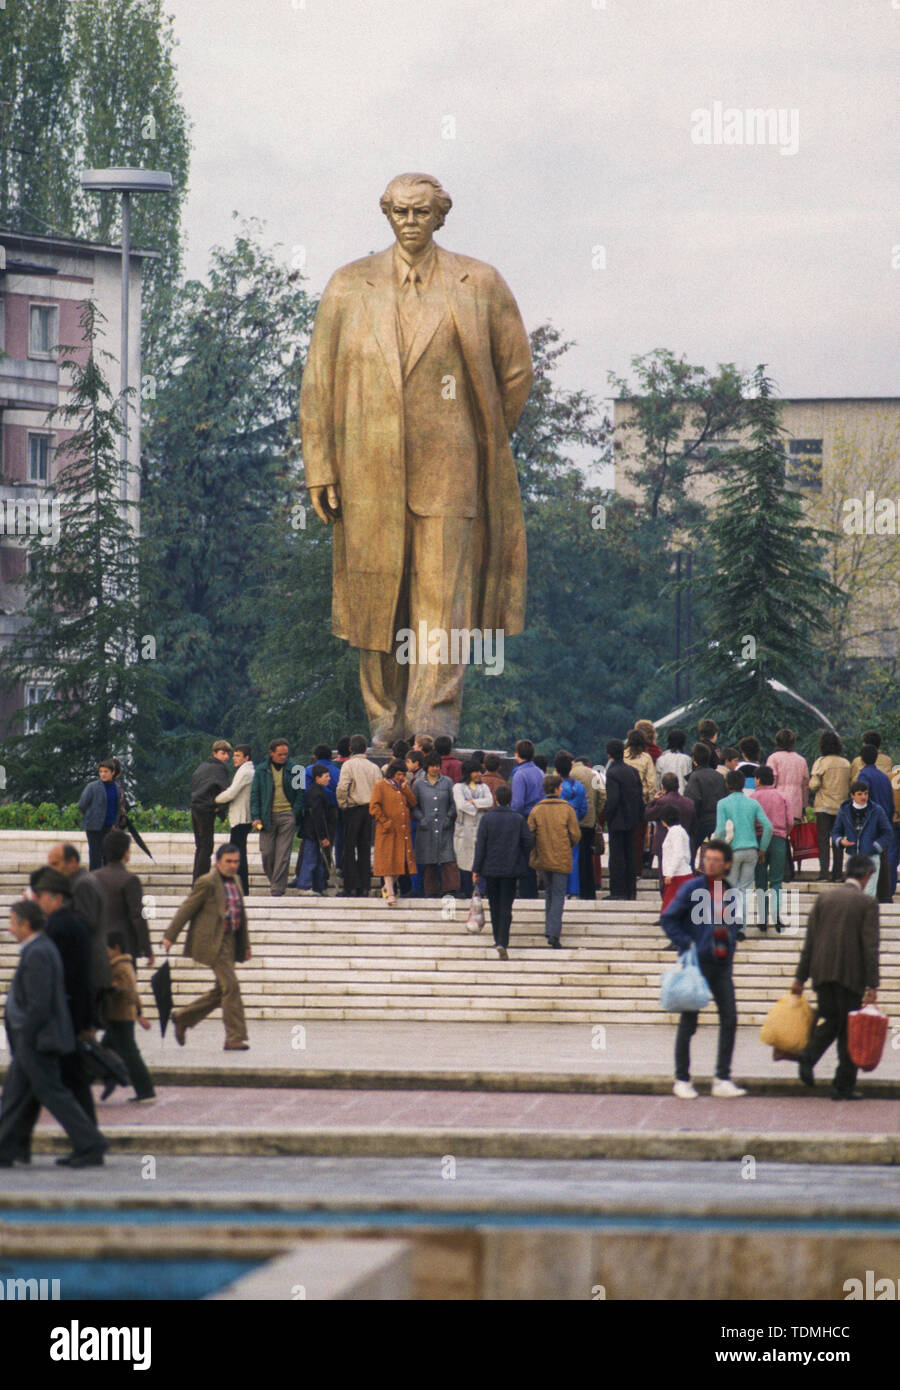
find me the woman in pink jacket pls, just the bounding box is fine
[766,729,810,822]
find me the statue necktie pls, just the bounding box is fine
[399,266,421,359]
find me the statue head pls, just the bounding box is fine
[380,173,452,256]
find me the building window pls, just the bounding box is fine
[25,683,50,733]
[27,433,51,484]
[786,438,822,490]
[29,304,57,358]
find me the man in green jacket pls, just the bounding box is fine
[250,738,305,897]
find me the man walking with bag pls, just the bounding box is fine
[792,854,879,1100]
[163,844,252,1052]
[661,840,746,1100]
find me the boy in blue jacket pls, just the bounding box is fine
[832,783,892,900]
[660,839,746,1100]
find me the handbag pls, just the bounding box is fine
[847,1004,889,1071]
[593,826,605,855]
[78,1036,130,1087]
[760,992,815,1056]
[788,820,818,860]
[660,942,712,1012]
[465,891,486,933]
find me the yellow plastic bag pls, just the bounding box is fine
[760,993,815,1056]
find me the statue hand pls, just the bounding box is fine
[309,484,341,524]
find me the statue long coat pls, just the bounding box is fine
[299,243,533,655]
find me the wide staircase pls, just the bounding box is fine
[0,831,897,1028]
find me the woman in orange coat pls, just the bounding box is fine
[370,760,417,906]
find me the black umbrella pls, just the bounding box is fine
[124,815,154,861]
[150,958,173,1036]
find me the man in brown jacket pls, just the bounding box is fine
[162,843,252,1051]
[570,754,606,900]
[528,774,581,948]
[791,854,879,1100]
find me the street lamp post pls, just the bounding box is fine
[673,548,694,707]
[79,169,173,499]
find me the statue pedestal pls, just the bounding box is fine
[357,748,515,777]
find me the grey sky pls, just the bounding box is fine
[166,0,898,434]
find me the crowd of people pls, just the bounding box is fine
[0,715,889,1168]
[158,718,900,943]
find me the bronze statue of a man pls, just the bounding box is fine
[300,173,532,744]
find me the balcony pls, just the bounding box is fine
[0,357,59,409]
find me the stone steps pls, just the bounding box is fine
[1,841,895,1025]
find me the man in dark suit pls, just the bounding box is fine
[603,738,645,900]
[29,867,97,1123]
[190,740,232,880]
[92,829,153,965]
[47,842,111,1016]
[0,899,107,1168]
[792,854,880,1100]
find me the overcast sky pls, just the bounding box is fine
[165,0,898,439]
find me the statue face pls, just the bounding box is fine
[385,185,440,256]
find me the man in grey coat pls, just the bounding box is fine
[792,854,880,1100]
[77,760,122,869]
[0,900,108,1168]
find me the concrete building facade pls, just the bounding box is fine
[613,395,900,659]
[0,229,156,735]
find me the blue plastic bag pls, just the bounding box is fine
[660,942,712,1012]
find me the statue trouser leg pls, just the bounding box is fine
[359,647,408,746]
[403,513,474,740]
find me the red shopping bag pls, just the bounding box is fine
[847,1005,889,1072]
[788,820,818,861]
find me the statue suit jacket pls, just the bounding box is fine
[300,243,533,653]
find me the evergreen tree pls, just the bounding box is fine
[139,223,317,801]
[686,369,842,738]
[0,301,160,801]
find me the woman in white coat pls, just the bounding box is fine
[453,760,494,895]
[214,744,255,894]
